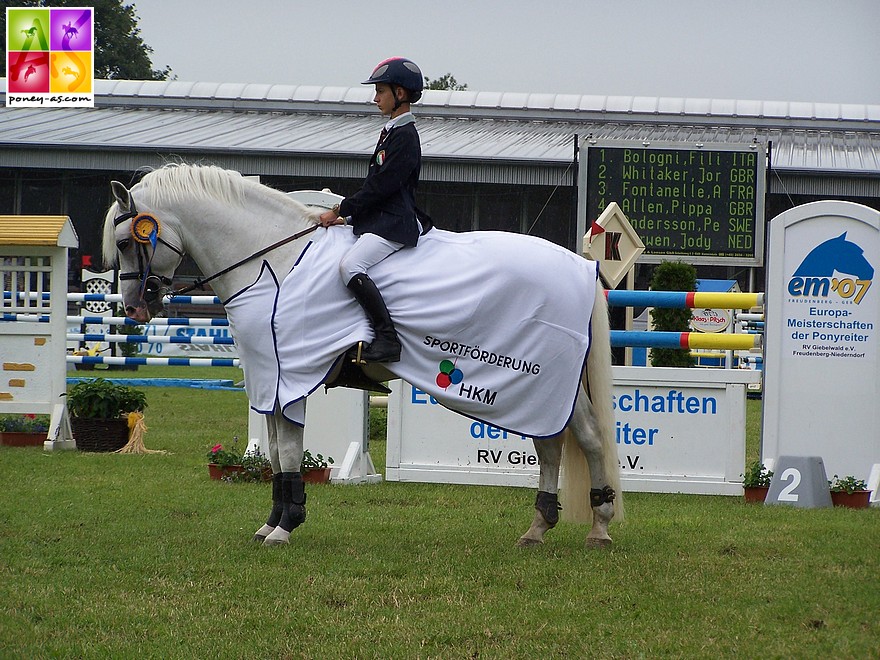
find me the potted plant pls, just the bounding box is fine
[829,475,872,509]
[741,460,773,503]
[206,439,245,480]
[235,448,273,483]
[67,378,147,452]
[0,413,50,447]
[301,449,334,484]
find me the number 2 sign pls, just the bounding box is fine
[765,456,833,508]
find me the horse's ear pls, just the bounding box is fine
[110,181,133,213]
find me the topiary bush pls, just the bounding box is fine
[649,261,697,367]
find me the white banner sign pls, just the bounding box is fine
[386,366,759,495]
[763,201,879,481]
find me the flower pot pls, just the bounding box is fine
[71,417,130,452]
[743,486,770,503]
[207,463,246,480]
[830,490,871,509]
[302,467,332,484]
[0,431,47,447]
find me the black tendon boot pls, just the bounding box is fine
[347,273,402,363]
[277,472,307,533]
[253,472,285,540]
[267,472,284,525]
[535,491,561,527]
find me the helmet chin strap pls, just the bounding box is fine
[390,84,407,112]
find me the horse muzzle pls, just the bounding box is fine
[125,302,153,324]
[120,274,169,322]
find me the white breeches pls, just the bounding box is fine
[339,233,404,285]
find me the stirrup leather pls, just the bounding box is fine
[352,341,366,365]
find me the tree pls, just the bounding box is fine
[1,0,171,80]
[424,73,468,91]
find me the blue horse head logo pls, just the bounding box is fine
[793,232,874,280]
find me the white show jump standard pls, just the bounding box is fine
[0,215,78,450]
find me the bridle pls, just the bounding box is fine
[113,208,185,306]
[112,201,320,306]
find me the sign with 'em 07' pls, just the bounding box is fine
[581,141,767,265]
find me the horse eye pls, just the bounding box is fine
[116,239,131,252]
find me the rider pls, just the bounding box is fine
[319,57,425,363]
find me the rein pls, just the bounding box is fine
[114,202,320,301]
[173,224,320,296]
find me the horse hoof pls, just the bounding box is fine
[262,536,289,546]
[516,537,543,548]
[585,537,612,549]
[252,524,275,542]
[262,528,291,546]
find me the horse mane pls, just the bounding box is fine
[102,163,322,268]
[137,163,291,208]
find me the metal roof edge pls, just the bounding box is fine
[4,143,874,178]
[0,79,863,131]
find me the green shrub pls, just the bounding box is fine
[67,378,147,419]
[742,460,773,487]
[829,474,869,494]
[649,261,697,367]
[116,322,143,357]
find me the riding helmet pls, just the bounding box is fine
[363,57,423,102]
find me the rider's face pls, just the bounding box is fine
[373,83,405,117]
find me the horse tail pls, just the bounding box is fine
[560,430,591,523]
[559,279,624,523]
[587,280,624,521]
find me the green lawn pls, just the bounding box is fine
[0,368,876,658]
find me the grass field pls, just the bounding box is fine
[0,366,877,658]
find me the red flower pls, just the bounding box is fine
[211,443,223,454]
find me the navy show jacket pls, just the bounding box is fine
[338,117,421,247]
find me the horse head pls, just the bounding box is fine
[832,232,875,280]
[793,232,875,280]
[103,163,328,323]
[103,179,185,323]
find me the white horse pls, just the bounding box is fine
[102,163,623,548]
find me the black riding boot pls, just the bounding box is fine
[277,471,307,533]
[347,273,402,363]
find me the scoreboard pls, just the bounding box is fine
[582,141,767,265]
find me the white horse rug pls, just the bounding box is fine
[224,226,598,439]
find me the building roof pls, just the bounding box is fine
[2,79,879,192]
